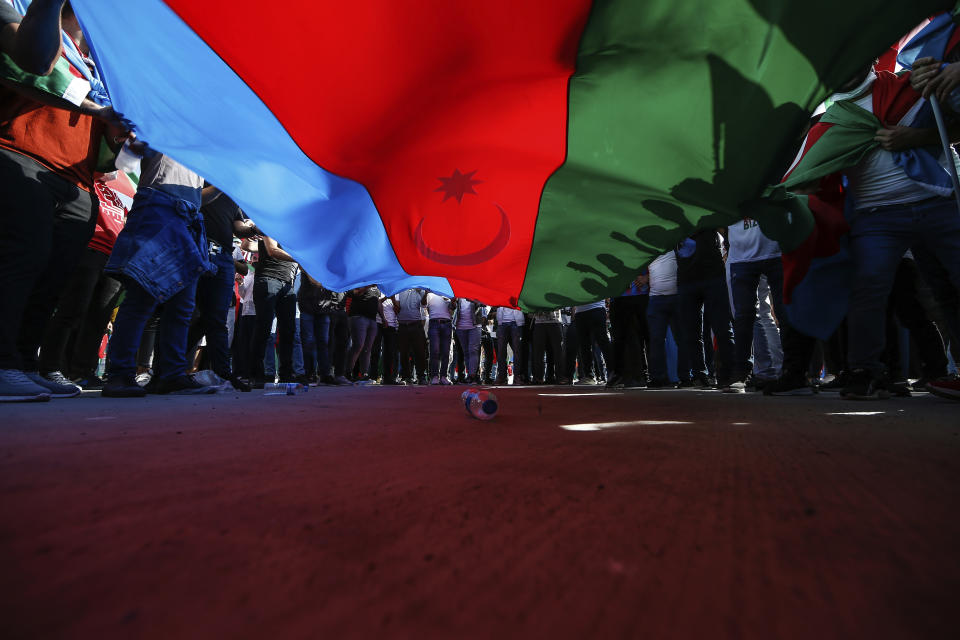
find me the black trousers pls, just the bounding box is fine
[397,321,427,381]
[574,307,612,380]
[381,326,400,381]
[1,150,98,370]
[532,323,564,383]
[250,276,297,381]
[884,257,948,379]
[233,314,258,380]
[610,295,649,382]
[480,333,494,382]
[39,247,122,376]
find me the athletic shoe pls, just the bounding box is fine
[157,375,218,395]
[230,376,253,392]
[926,377,960,401]
[72,373,105,390]
[0,368,51,402]
[840,369,889,400]
[887,379,912,398]
[621,378,647,389]
[762,373,816,396]
[677,377,695,388]
[135,371,152,386]
[101,376,147,398]
[605,375,623,389]
[723,380,747,394]
[334,376,352,386]
[439,376,452,385]
[26,371,81,398]
[429,375,440,385]
[818,373,846,392]
[692,374,716,389]
[577,377,598,385]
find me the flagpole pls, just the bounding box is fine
[929,94,960,213]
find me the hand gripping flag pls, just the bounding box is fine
[69,0,952,307]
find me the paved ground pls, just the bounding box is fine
[1,385,958,639]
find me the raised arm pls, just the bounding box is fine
[0,0,67,76]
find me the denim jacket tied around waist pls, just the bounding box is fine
[105,186,216,302]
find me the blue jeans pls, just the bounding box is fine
[848,198,960,374]
[752,276,783,380]
[677,277,734,384]
[456,327,482,378]
[428,319,453,377]
[186,251,236,379]
[348,315,379,375]
[107,276,197,381]
[647,294,688,382]
[729,257,789,381]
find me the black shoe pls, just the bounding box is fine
[840,369,889,400]
[142,376,163,394]
[621,378,647,389]
[692,374,716,389]
[230,375,253,392]
[251,378,266,389]
[818,372,847,392]
[101,376,147,398]
[157,374,217,395]
[72,373,106,390]
[605,375,623,389]
[763,373,816,396]
[887,378,912,397]
[647,378,678,389]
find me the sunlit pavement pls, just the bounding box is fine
[1,386,958,639]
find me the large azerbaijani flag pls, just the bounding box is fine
[69,0,951,308]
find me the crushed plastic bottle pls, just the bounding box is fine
[263,382,308,396]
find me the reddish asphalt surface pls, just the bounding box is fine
[1,385,958,639]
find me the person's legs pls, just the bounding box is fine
[17,179,98,373]
[314,313,333,379]
[398,323,414,381]
[195,253,236,379]
[356,317,378,376]
[575,315,595,380]
[382,326,399,382]
[250,278,280,383]
[412,323,428,381]
[153,276,200,382]
[70,272,122,380]
[729,260,763,381]
[348,315,368,374]
[677,284,705,380]
[646,296,671,382]
[888,258,948,379]
[300,312,317,378]
[106,281,159,381]
[331,311,350,378]
[495,326,511,383]
[703,277,735,385]
[39,248,108,375]
[846,209,913,376]
[546,324,565,382]
[273,282,297,381]
[428,320,442,378]
[437,321,452,380]
[0,152,62,372]
[532,325,547,382]
[586,307,613,381]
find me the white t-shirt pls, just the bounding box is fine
[496,307,525,325]
[380,298,399,328]
[239,272,256,316]
[648,252,678,296]
[425,293,453,320]
[727,218,781,264]
[845,92,959,209]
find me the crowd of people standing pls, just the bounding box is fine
[1,1,959,403]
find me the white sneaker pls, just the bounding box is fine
[440,376,452,385]
[27,371,81,398]
[0,369,50,403]
[430,376,440,385]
